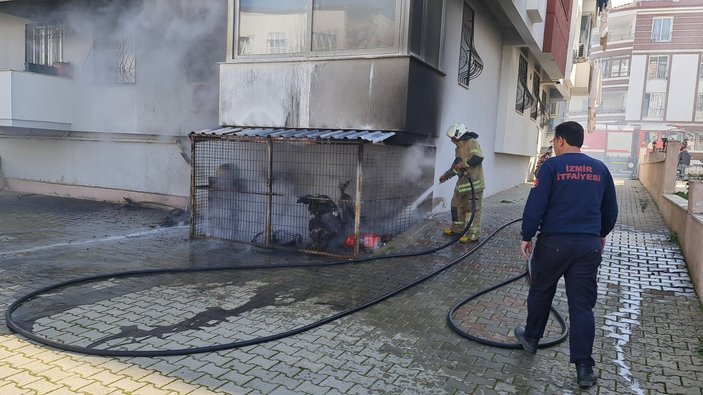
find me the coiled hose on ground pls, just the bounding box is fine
[5,180,567,356]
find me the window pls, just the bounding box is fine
[25,24,64,74]
[647,56,668,80]
[515,52,533,113]
[699,57,703,81]
[576,14,592,60]
[410,0,444,68]
[651,17,672,42]
[642,93,666,120]
[696,94,703,121]
[267,32,288,54]
[93,24,136,84]
[313,32,337,51]
[599,92,626,113]
[458,1,482,87]
[237,0,400,56]
[602,57,629,78]
[531,71,541,120]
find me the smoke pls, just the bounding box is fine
[55,0,227,134]
[400,144,436,182]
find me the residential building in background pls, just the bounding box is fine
[575,0,703,177]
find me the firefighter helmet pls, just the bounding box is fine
[446,123,470,139]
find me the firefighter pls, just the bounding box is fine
[438,123,484,243]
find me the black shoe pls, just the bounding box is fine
[513,327,538,354]
[576,364,598,388]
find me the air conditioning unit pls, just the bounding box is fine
[574,43,588,63]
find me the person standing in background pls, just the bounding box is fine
[678,146,691,180]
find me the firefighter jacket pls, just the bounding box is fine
[442,137,485,194]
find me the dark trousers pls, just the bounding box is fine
[526,234,602,366]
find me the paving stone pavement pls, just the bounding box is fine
[0,180,701,394]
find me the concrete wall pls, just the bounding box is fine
[494,46,542,158]
[625,54,647,121]
[0,134,190,207]
[639,141,703,303]
[433,0,532,201]
[219,58,410,133]
[667,54,698,122]
[0,13,25,71]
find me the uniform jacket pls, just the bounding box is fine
[443,137,485,193]
[521,152,618,241]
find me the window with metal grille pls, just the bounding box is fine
[25,24,63,74]
[267,32,288,54]
[458,1,483,88]
[647,56,668,80]
[651,17,672,42]
[515,52,533,113]
[92,24,136,84]
[696,93,703,121]
[642,93,665,120]
[313,32,337,51]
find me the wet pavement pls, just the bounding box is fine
[0,180,701,394]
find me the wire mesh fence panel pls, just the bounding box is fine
[191,133,434,257]
[193,138,268,242]
[271,142,358,255]
[360,144,435,248]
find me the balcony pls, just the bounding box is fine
[219,56,443,141]
[570,62,591,96]
[0,70,72,130]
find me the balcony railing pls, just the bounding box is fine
[515,82,535,114]
[598,107,626,114]
[642,108,664,120]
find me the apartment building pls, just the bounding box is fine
[0,0,594,212]
[219,0,594,202]
[580,0,703,175]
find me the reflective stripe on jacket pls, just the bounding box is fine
[452,138,485,193]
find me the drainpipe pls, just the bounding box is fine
[0,156,5,190]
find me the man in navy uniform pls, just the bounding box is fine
[514,121,618,388]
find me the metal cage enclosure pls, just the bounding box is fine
[190,129,435,257]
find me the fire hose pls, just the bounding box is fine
[5,179,567,356]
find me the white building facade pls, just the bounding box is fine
[0,0,593,210]
[0,0,226,207]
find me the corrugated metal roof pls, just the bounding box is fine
[190,127,395,144]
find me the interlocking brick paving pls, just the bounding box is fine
[0,180,701,394]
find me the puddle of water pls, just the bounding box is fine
[0,226,187,256]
